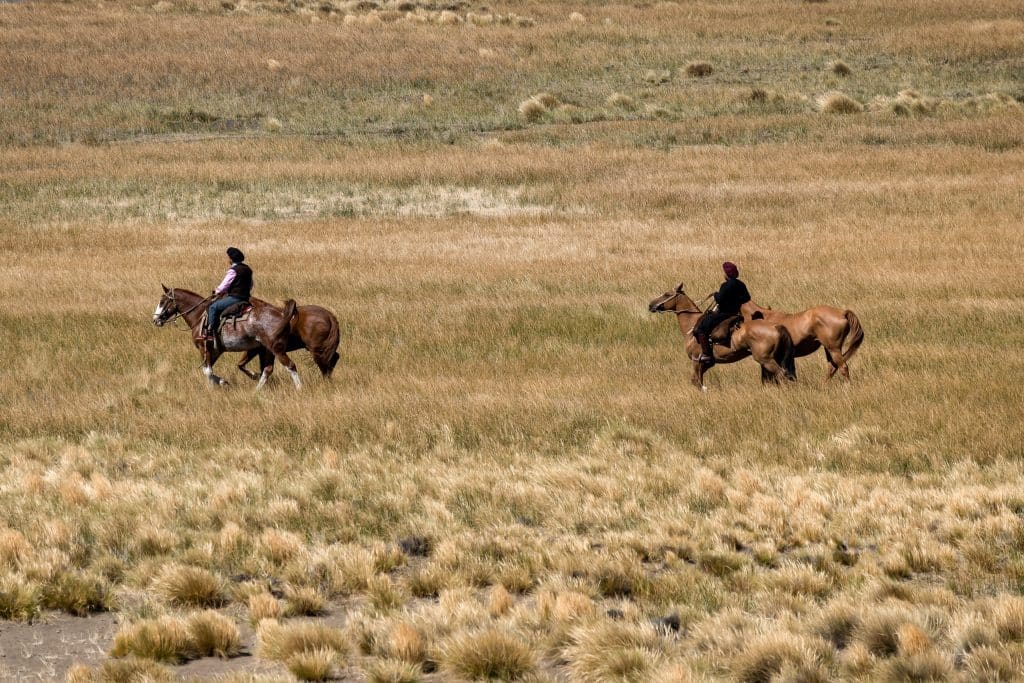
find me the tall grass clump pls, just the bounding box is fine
[441,628,536,680]
[817,91,863,114]
[152,565,228,607]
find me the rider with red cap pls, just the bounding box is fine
[694,261,751,365]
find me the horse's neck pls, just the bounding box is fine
[675,311,701,339]
[175,290,209,329]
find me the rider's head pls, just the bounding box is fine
[722,261,739,279]
[226,247,245,264]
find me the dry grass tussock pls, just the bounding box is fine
[817,91,864,114]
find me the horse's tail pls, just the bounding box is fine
[274,299,298,347]
[775,324,797,381]
[317,310,342,378]
[842,310,864,362]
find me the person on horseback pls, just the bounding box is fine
[694,261,751,365]
[202,247,253,345]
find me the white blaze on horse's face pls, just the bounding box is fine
[153,301,165,325]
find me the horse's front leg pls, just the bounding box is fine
[202,348,229,386]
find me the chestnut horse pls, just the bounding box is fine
[649,283,796,390]
[152,286,302,389]
[741,301,863,380]
[235,300,341,380]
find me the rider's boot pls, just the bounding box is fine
[697,334,716,365]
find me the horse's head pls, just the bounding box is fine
[152,284,179,327]
[649,282,696,314]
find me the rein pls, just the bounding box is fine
[164,290,212,331]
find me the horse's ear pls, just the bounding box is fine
[675,282,684,293]
[161,283,169,293]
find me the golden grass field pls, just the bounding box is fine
[2,0,1024,680]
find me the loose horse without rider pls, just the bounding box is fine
[741,300,863,380]
[649,282,796,390]
[235,300,342,381]
[152,286,303,389]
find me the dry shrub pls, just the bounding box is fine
[951,615,998,659]
[437,10,460,25]
[817,91,863,114]
[564,621,667,682]
[153,564,227,607]
[569,11,585,23]
[896,622,933,655]
[992,596,1024,642]
[441,628,535,680]
[0,575,40,620]
[732,632,826,683]
[0,529,32,567]
[135,526,178,556]
[288,647,342,681]
[812,602,861,650]
[70,657,175,682]
[261,528,303,564]
[188,609,242,658]
[961,93,1022,114]
[684,61,714,78]
[853,607,911,657]
[644,69,671,84]
[257,619,349,662]
[960,645,1019,681]
[518,93,559,122]
[42,570,114,616]
[369,543,406,574]
[536,589,597,624]
[369,574,405,612]
[489,584,514,617]
[421,94,434,107]
[285,585,327,617]
[264,117,283,132]
[389,621,427,663]
[467,12,494,26]
[606,93,637,111]
[110,616,198,663]
[830,60,851,77]
[768,564,832,598]
[365,658,423,683]
[249,592,282,624]
[407,564,447,598]
[875,650,953,680]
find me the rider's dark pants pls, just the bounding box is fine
[694,311,731,341]
[207,296,245,334]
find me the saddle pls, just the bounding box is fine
[198,303,253,338]
[709,314,744,346]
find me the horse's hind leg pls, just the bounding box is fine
[824,347,849,380]
[255,349,275,390]
[272,350,302,390]
[237,349,262,381]
[760,359,790,385]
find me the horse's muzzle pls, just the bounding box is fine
[649,304,662,313]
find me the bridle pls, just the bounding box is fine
[158,289,212,330]
[658,291,703,316]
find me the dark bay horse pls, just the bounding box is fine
[649,283,796,390]
[152,286,302,389]
[741,301,863,380]
[235,300,341,380]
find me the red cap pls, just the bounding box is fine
[723,261,739,278]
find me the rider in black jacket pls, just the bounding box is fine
[203,247,253,343]
[695,261,750,364]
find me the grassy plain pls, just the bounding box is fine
[2,0,1024,680]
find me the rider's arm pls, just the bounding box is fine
[214,268,236,296]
